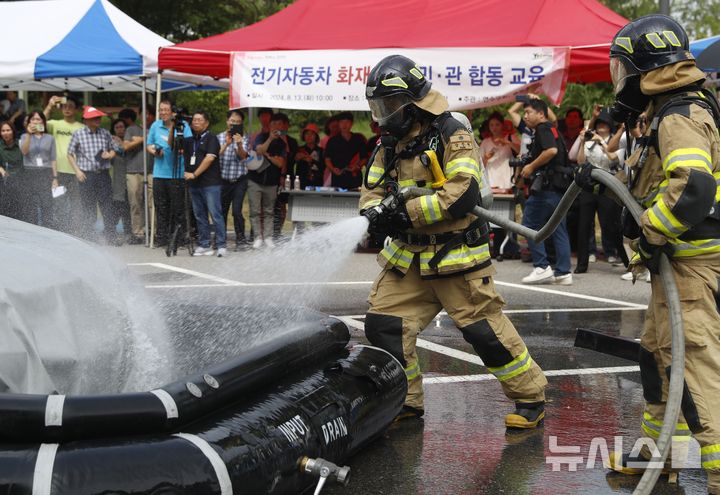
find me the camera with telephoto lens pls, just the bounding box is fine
[509,153,531,168]
[171,106,191,133]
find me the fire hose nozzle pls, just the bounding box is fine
[361,205,383,224]
[300,456,351,487]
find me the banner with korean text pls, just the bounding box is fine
[230,47,570,111]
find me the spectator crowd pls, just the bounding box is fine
[0,95,372,257]
[0,91,636,281]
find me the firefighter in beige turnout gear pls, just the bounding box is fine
[360,55,547,427]
[595,15,720,492]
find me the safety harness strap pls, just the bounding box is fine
[427,218,490,269]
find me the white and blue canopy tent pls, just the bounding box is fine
[690,35,720,74]
[0,0,223,92]
[0,0,225,243]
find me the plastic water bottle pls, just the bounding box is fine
[294,176,300,190]
[284,175,291,190]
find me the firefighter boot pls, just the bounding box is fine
[393,405,424,423]
[605,452,678,483]
[505,401,545,429]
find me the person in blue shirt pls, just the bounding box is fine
[146,99,192,247]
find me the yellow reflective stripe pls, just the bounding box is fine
[418,243,490,269]
[486,348,533,382]
[641,180,670,207]
[405,362,420,381]
[701,444,720,469]
[380,241,413,268]
[445,158,480,181]
[662,147,713,175]
[641,412,690,439]
[715,172,720,201]
[670,237,720,257]
[641,421,660,439]
[361,198,382,210]
[368,165,384,177]
[398,179,417,188]
[647,197,687,237]
[420,194,443,224]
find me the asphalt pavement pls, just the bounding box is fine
[113,240,705,495]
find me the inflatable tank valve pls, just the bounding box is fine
[300,456,350,494]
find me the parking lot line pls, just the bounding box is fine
[130,263,648,310]
[129,263,245,286]
[494,280,647,308]
[424,365,639,384]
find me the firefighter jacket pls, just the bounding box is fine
[359,118,489,278]
[622,61,720,260]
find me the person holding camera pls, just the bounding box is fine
[519,99,573,285]
[218,109,249,250]
[183,111,225,257]
[572,108,628,273]
[146,99,192,248]
[43,95,84,235]
[19,111,57,227]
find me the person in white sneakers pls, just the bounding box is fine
[620,269,650,283]
[519,99,573,286]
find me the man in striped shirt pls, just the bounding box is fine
[217,110,250,249]
[67,106,118,243]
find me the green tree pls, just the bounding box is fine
[109,0,291,42]
[599,0,720,40]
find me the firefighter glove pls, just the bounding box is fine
[574,162,603,194]
[638,233,672,275]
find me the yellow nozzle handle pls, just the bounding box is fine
[422,150,446,189]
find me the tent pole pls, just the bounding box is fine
[155,72,162,118]
[149,72,163,248]
[142,76,150,247]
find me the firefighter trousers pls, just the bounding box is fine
[365,260,547,410]
[638,260,720,492]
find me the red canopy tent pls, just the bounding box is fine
[158,0,627,83]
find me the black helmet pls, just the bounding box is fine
[608,15,692,124]
[366,55,431,137]
[366,55,431,101]
[610,14,692,72]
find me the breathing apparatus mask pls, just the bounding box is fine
[368,94,418,138]
[609,57,650,125]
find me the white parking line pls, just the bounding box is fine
[338,306,645,320]
[130,263,649,310]
[145,281,372,289]
[416,339,484,365]
[424,365,639,384]
[145,283,237,289]
[494,280,647,308]
[129,263,245,286]
[345,328,639,382]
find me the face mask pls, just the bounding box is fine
[609,59,649,125]
[379,105,416,138]
[609,74,650,126]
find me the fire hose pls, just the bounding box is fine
[396,168,683,495]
